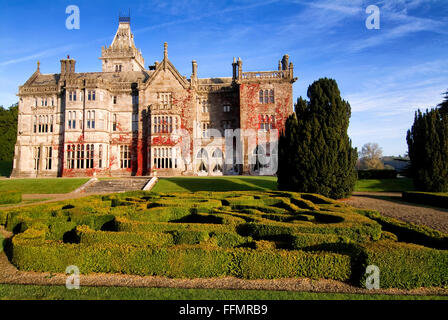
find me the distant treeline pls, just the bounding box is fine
[0,103,18,161]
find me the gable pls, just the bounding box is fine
[145,59,190,90]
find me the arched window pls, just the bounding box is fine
[197,148,208,159]
[212,149,223,159]
[213,164,222,173]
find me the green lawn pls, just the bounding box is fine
[152,176,278,193]
[0,284,445,300]
[153,177,414,194]
[0,161,12,177]
[0,178,89,194]
[354,178,414,192]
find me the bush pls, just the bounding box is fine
[0,233,4,252]
[357,170,397,180]
[358,209,448,250]
[402,191,448,209]
[0,191,21,205]
[361,241,448,289]
[76,226,174,247]
[11,230,352,281]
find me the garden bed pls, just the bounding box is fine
[1,190,447,289]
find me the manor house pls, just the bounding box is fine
[12,17,296,178]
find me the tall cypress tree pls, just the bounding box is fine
[278,78,357,199]
[407,108,448,192]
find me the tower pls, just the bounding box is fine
[99,16,145,72]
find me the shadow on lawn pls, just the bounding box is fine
[167,177,277,192]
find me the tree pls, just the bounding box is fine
[278,78,358,199]
[357,142,384,170]
[406,108,448,192]
[438,90,448,114]
[0,103,18,161]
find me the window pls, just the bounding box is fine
[66,145,75,169]
[223,105,231,112]
[33,147,41,171]
[33,116,37,133]
[222,120,232,130]
[50,116,53,133]
[113,96,117,104]
[87,110,95,129]
[212,149,223,159]
[45,147,52,170]
[259,115,275,131]
[132,95,139,105]
[120,145,131,169]
[68,111,77,129]
[88,90,96,101]
[113,114,117,131]
[202,103,209,113]
[115,65,122,72]
[153,147,176,169]
[202,122,210,138]
[159,93,172,109]
[259,89,275,104]
[86,144,94,169]
[152,116,175,133]
[99,145,103,169]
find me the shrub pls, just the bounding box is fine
[359,210,448,250]
[0,191,21,205]
[0,233,4,252]
[76,226,174,247]
[361,241,448,289]
[357,170,397,180]
[11,230,352,281]
[402,191,448,209]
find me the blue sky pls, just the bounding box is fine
[0,0,447,156]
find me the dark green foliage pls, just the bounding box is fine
[357,170,397,180]
[278,78,357,199]
[0,191,22,204]
[0,103,18,162]
[407,108,448,192]
[438,90,448,114]
[402,191,448,209]
[362,241,448,289]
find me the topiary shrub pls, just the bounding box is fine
[0,191,22,205]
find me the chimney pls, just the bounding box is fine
[232,57,237,80]
[60,56,76,75]
[281,54,289,71]
[237,57,243,80]
[192,60,198,79]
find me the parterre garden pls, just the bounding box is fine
[1,190,447,289]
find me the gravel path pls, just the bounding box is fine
[340,192,448,233]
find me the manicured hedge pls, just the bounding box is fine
[0,191,21,205]
[358,209,448,250]
[361,240,448,289]
[402,191,448,209]
[357,170,397,179]
[76,226,174,247]
[12,228,352,281]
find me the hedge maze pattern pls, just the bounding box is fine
[1,190,447,289]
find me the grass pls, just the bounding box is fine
[0,161,12,177]
[0,178,89,194]
[153,177,414,194]
[354,178,414,192]
[0,284,445,300]
[152,176,278,193]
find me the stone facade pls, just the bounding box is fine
[12,17,297,178]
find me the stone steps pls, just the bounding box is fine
[83,178,150,194]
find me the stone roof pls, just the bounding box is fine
[23,70,153,87]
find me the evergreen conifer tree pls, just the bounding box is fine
[278,78,357,199]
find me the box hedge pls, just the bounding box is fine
[0,191,22,205]
[361,240,448,289]
[11,229,352,281]
[402,191,448,209]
